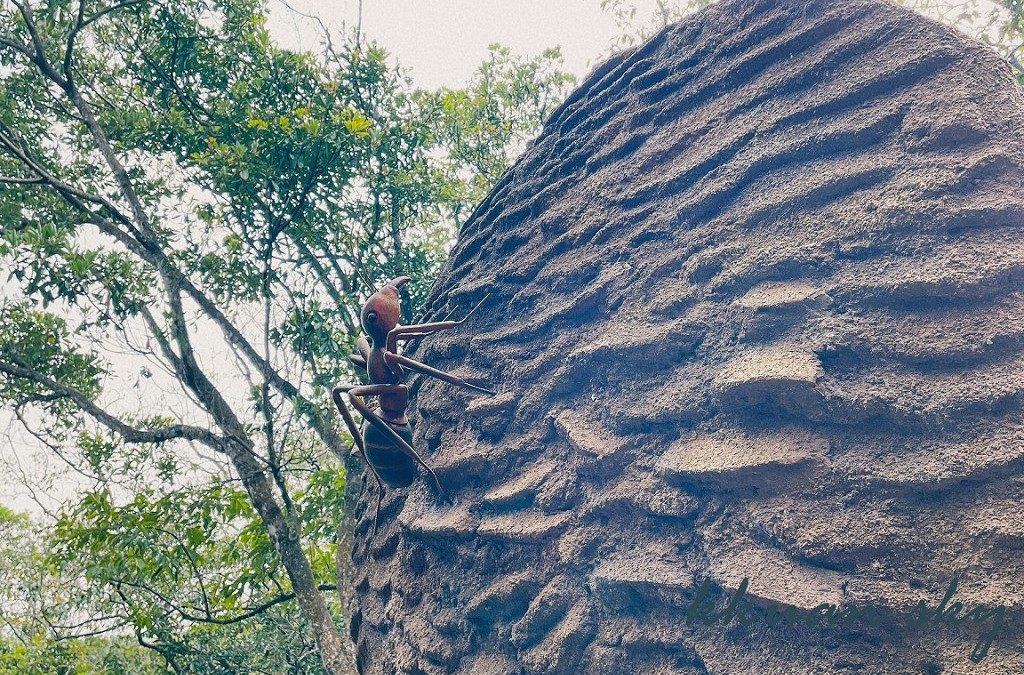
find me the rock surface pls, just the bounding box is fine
[346,0,1024,672]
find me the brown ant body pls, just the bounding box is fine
[332,276,493,531]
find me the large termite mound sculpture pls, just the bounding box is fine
[345,0,1024,672]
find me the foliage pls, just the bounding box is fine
[0,506,165,674]
[601,0,1024,83]
[417,45,577,210]
[0,0,571,672]
[0,496,332,674]
[600,0,714,51]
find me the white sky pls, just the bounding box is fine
[265,0,655,88]
[264,1,1014,92]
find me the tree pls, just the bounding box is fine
[417,44,578,210]
[600,0,714,51]
[0,504,166,674]
[602,0,1024,82]
[0,0,573,672]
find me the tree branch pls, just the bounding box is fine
[62,0,88,78]
[13,403,110,483]
[115,586,184,675]
[0,357,224,449]
[0,35,34,60]
[10,0,69,88]
[0,175,45,185]
[47,614,130,641]
[0,120,141,235]
[64,0,149,78]
[114,575,337,626]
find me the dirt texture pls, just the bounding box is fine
[345,0,1024,672]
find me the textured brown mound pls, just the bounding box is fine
[346,0,1024,672]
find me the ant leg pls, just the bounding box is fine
[331,387,366,458]
[386,295,490,352]
[332,387,386,533]
[346,385,449,503]
[352,336,372,365]
[383,352,496,395]
[386,321,459,353]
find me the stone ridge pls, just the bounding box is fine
[348,0,1024,672]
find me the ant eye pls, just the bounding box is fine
[366,311,377,324]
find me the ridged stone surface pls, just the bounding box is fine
[346,0,1024,672]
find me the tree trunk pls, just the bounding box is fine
[231,440,357,675]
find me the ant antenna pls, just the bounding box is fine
[456,293,491,324]
[354,268,376,293]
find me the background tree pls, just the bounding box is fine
[0,0,573,672]
[0,504,165,673]
[600,0,714,51]
[417,44,578,210]
[602,0,1024,82]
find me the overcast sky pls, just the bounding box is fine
[265,0,656,88]
[264,1,1012,91]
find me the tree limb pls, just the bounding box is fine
[114,575,338,626]
[0,35,34,60]
[64,0,149,78]
[0,357,224,449]
[0,175,45,184]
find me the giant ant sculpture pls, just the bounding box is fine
[332,276,494,533]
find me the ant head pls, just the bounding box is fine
[361,276,411,344]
